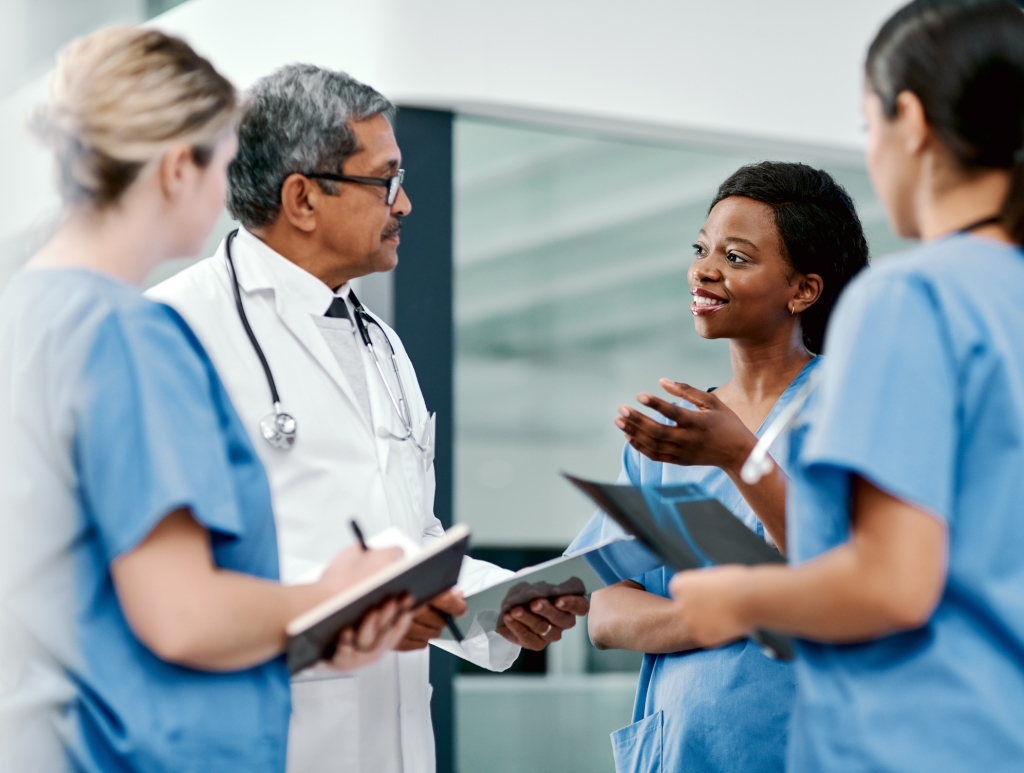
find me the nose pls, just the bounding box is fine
[690,258,720,285]
[391,184,412,217]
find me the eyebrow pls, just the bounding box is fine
[697,229,759,250]
[370,158,401,175]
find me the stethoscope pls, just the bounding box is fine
[224,229,430,454]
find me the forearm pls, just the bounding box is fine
[724,458,789,554]
[589,582,700,654]
[736,541,939,643]
[114,509,336,671]
[152,570,329,671]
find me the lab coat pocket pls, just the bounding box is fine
[611,710,663,773]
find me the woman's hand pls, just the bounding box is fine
[614,380,756,473]
[496,595,591,651]
[318,544,404,597]
[328,596,415,673]
[667,566,755,649]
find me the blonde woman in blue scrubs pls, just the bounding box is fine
[0,27,411,772]
[667,2,1024,771]
[570,161,869,773]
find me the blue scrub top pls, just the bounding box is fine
[786,235,1024,772]
[1,269,290,772]
[568,359,818,773]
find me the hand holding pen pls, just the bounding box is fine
[349,520,467,646]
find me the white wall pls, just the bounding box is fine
[0,0,905,268]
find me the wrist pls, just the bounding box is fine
[730,566,761,633]
[723,433,759,478]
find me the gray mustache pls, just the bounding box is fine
[382,217,403,238]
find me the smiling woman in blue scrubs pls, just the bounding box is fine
[0,27,411,772]
[666,2,1024,770]
[569,161,869,773]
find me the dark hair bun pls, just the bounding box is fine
[867,0,1024,242]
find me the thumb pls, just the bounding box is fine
[660,379,714,409]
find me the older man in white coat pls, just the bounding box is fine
[149,65,589,773]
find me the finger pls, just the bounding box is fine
[617,405,697,441]
[637,393,703,425]
[528,598,576,630]
[658,379,716,409]
[412,606,446,629]
[404,620,444,642]
[429,589,468,617]
[625,433,688,464]
[508,605,555,636]
[502,615,547,651]
[355,607,383,651]
[553,594,590,616]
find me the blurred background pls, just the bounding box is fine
[0,1,912,771]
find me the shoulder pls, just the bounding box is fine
[147,253,230,313]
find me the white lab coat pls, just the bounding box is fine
[147,229,518,773]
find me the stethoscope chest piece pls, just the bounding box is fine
[260,404,297,450]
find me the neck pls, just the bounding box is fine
[916,160,1013,243]
[725,323,812,405]
[30,200,167,285]
[252,224,362,289]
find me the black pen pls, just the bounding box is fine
[349,519,464,643]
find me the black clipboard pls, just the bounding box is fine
[564,474,793,661]
[285,524,470,673]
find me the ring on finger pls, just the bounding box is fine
[541,623,553,637]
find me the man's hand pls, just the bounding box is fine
[395,588,468,651]
[496,594,590,651]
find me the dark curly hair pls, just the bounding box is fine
[708,162,870,354]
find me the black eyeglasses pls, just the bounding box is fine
[303,168,405,206]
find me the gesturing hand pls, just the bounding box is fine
[496,594,590,651]
[614,380,756,472]
[395,589,469,651]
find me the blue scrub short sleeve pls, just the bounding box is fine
[802,272,958,524]
[75,306,246,563]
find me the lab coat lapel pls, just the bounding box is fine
[358,318,394,472]
[230,235,373,439]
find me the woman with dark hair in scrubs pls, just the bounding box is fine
[569,161,868,773]
[667,2,1024,771]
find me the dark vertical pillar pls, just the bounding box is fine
[392,107,457,773]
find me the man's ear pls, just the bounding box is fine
[279,174,324,234]
[158,142,195,200]
[792,272,824,314]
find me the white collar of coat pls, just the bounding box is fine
[230,228,352,315]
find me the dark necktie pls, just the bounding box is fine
[325,296,350,320]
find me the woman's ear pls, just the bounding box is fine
[278,174,321,233]
[158,142,197,200]
[894,90,930,157]
[790,273,824,314]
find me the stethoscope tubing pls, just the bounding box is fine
[225,229,427,453]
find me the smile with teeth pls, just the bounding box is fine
[690,291,728,316]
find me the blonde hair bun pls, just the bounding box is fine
[31,25,236,208]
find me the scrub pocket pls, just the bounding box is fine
[611,710,663,773]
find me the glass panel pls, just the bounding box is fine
[452,114,907,773]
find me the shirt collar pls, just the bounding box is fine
[232,228,350,317]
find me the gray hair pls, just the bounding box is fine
[227,64,395,227]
